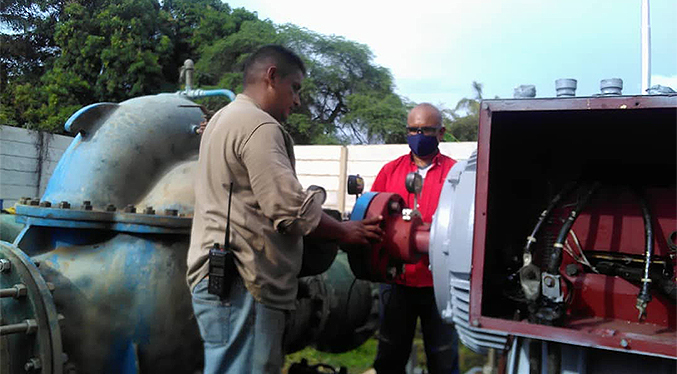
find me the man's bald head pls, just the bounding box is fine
[407,103,442,129]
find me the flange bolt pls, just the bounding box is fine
[24,358,41,371]
[58,201,71,209]
[0,259,10,273]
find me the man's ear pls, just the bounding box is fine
[264,65,278,88]
[438,126,446,141]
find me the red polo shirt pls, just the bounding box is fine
[371,151,456,287]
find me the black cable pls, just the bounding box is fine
[635,189,654,319]
[545,183,600,274]
[523,182,577,258]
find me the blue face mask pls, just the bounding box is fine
[407,133,439,157]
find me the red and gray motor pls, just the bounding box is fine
[346,95,676,373]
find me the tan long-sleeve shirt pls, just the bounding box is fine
[186,94,323,309]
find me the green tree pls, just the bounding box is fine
[1,0,408,144]
[447,81,483,141]
[1,0,63,127]
[279,25,406,144]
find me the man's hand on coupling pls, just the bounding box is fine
[339,215,384,246]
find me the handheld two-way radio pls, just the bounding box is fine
[208,182,237,298]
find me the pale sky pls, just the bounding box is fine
[225,0,677,110]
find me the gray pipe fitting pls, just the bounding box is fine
[514,85,536,98]
[600,78,623,96]
[556,79,577,97]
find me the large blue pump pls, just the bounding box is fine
[0,93,378,374]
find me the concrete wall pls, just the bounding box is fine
[0,126,73,209]
[0,125,476,213]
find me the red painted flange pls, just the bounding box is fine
[347,192,430,282]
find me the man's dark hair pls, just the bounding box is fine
[243,45,306,88]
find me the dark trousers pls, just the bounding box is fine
[374,284,459,374]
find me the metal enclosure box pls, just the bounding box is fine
[471,95,676,358]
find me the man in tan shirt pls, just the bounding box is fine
[187,45,383,374]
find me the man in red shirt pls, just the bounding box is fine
[371,103,459,374]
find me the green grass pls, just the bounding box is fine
[284,333,488,374]
[284,338,378,374]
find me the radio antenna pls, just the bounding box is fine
[224,182,233,248]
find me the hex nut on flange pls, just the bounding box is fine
[143,207,155,215]
[58,201,71,209]
[39,201,52,207]
[106,204,117,212]
[24,357,41,371]
[81,201,92,210]
[123,205,136,213]
[0,259,10,273]
[13,283,28,298]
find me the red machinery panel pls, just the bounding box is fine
[470,96,677,358]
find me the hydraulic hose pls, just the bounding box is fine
[523,182,577,263]
[635,190,654,320]
[545,183,600,274]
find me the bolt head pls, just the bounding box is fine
[620,339,629,348]
[544,276,555,287]
[58,201,71,209]
[164,209,178,216]
[24,357,41,371]
[123,205,136,213]
[472,319,481,327]
[143,207,155,215]
[565,264,579,276]
[105,204,117,212]
[0,259,10,273]
[29,199,39,206]
[39,201,51,207]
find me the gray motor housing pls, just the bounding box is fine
[429,150,509,353]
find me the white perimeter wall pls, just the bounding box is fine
[0,125,476,213]
[0,126,73,209]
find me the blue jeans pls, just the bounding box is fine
[374,284,459,374]
[191,277,287,374]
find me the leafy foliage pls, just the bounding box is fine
[445,81,484,142]
[1,0,443,145]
